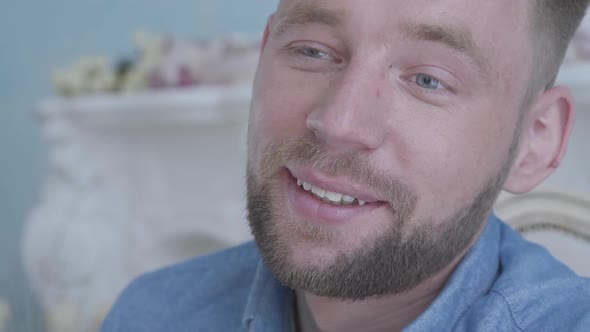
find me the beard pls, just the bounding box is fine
[247,135,518,301]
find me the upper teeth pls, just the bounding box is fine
[297,179,366,206]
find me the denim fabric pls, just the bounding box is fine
[101,214,590,331]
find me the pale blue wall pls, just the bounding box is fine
[0,1,277,330]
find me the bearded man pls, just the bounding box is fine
[102,1,590,331]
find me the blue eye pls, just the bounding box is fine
[415,74,443,90]
[299,47,330,59]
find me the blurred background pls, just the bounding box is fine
[1,1,589,331]
[1,1,276,331]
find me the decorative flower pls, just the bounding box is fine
[118,31,166,92]
[52,56,116,96]
[148,34,261,88]
[50,31,261,97]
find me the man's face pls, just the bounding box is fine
[247,0,531,299]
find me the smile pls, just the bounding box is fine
[296,178,366,206]
[285,168,384,223]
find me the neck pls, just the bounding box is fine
[296,289,438,332]
[295,227,484,332]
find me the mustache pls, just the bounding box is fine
[259,136,417,213]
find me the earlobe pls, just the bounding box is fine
[503,86,574,194]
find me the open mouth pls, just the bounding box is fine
[285,168,386,223]
[296,178,367,206]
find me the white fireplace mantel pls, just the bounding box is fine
[23,85,254,332]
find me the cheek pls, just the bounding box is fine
[396,105,515,222]
[248,58,310,171]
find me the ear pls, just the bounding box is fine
[260,14,275,53]
[503,86,575,194]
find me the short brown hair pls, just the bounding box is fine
[528,1,590,96]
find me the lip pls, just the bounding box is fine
[284,168,386,224]
[287,166,382,203]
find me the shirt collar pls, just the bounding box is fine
[404,213,502,331]
[243,213,502,331]
[242,260,294,331]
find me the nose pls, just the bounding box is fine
[306,63,388,152]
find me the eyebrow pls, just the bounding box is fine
[273,3,491,79]
[274,2,346,36]
[400,22,491,78]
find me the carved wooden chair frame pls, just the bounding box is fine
[495,188,590,243]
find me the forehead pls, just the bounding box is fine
[276,0,531,51]
[275,0,533,97]
[275,0,530,31]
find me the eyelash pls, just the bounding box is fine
[285,44,455,95]
[405,73,455,95]
[287,44,342,63]
[294,46,330,59]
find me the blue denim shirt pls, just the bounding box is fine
[101,214,590,331]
